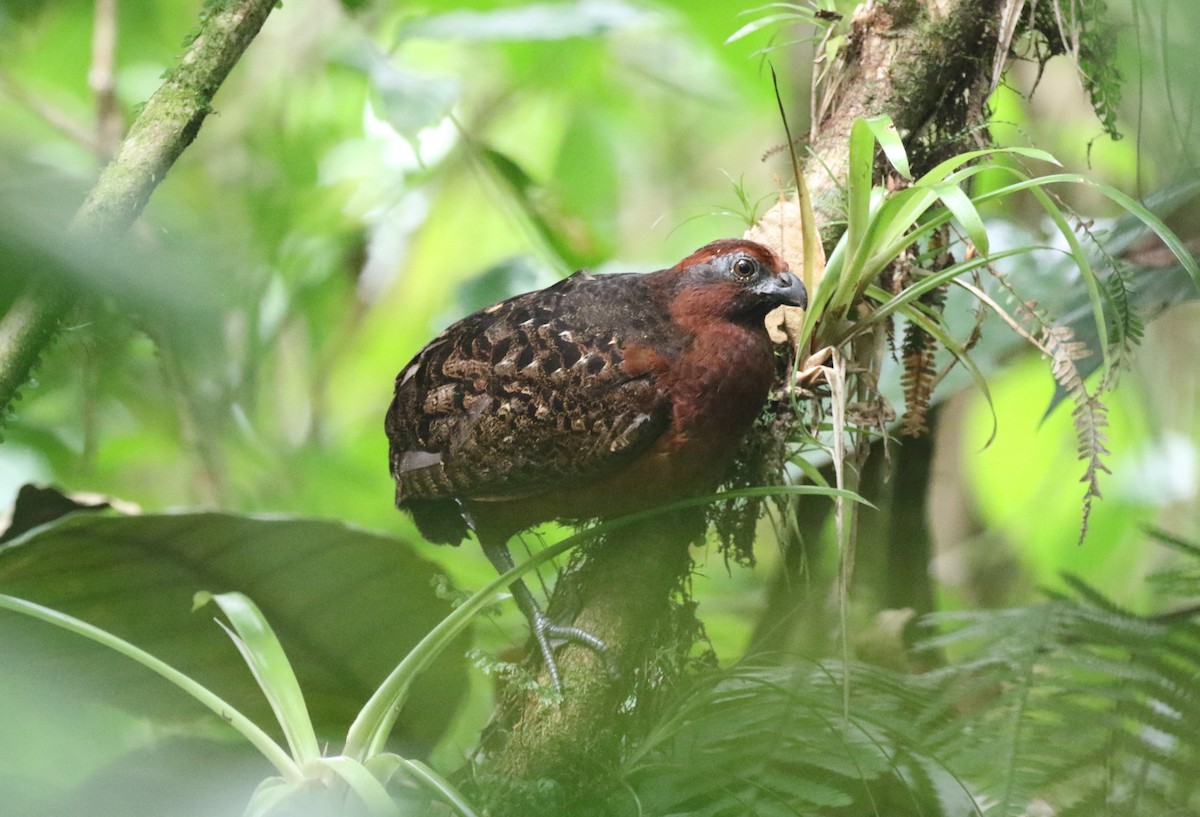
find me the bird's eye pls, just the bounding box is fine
[733,257,756,279]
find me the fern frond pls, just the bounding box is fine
[922,554,1200,817]
[1101,260,1145,379]
[622,659,975,817]
[898,279,948,437]
[627,543,1200,817]
[1042,325,1110,544]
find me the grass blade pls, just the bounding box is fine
[197,591,321,767]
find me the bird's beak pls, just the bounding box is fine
[755,271,808,309]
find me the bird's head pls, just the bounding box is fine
[666,239,807,327]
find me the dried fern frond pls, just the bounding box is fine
[899,277,949,437]
[899,328,938,437]
[1102,260,1145,378]
[1042,324,1111,544]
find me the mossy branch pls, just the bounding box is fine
[807,0,1005,239]
[0,0,280,421]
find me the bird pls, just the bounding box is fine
[385,238,807,690]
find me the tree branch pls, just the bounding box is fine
[479,516,697,783]
[0,0,280,420]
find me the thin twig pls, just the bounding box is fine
[89,0,123,160]
[952,278,1053,355]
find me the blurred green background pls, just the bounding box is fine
[1,0,1198,814]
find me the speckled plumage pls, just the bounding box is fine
[386,239,805,546]
[388,271,674,536]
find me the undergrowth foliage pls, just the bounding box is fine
[620,532,1200,817]
[921,532,1200,817]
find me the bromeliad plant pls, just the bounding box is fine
[788,114,1198,536]
[0,543,576,817]
[0,584,492,817]
[765,114,1198,683]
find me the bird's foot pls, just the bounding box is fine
[531,612,610,693]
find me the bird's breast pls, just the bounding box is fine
[666,322,775,438]
[618,321,777,498]
[463,321,777,533]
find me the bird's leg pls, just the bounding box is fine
[479,537,608,693]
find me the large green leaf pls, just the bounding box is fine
[0,506,469,754]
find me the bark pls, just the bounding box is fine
[807,0,1007,238]
[477,0,1017,809]
[0,0,280,421]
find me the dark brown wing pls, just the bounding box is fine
[385,270,681,506]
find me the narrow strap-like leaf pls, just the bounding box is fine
[0,592,301,782]
[198,591,321,767]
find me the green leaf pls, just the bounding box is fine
[197,591,320,768]
[0,592,300,781]
[726,11,817,44]
[864,115,911,179]
[367,754,480,817]
[916,145,1059,187]
[857,185,939,279]
[933,182,988,256]
[845,117,879,265]
[320,756,399,817]
[0,512,468,752]
[1091,181,1200,290]
[848,246,1034,336]
[339,40,459,142]
[1028,184,1112,369]
[345,547,529,759]
[244,778,297,817]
